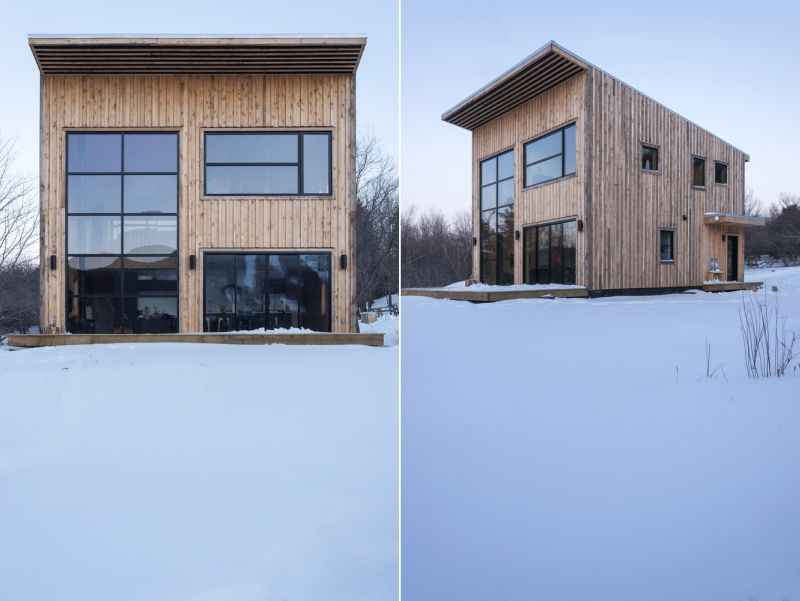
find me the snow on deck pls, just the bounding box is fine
[0,342,398,600]
[402,265,800,600]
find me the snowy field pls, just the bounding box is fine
[0,338,398,600]
[402,266,800,601]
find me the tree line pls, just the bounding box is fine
[745,190,800,266]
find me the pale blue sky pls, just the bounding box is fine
[402,0,800,215]
[0,0,398,182]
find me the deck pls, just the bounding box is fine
[401,287,589,302]
[6,332,385,348]
[702,281,764,293]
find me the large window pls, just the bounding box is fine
[66,132,179,333]
[524,123,576,187]
[204,253,331,332]
[479,150,514,285]
[523,220,577,285]
[204,131,331,196]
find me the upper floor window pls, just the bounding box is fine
[523,123,576,187]
[714,161,728,185]
[641,144,659,172]
[204,131,331,196]
[692,156,706,188]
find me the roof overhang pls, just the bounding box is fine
[28,34,366,75]
[441,41,587,131]
[704,212,766,227]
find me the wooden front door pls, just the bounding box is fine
[727,236,739,281]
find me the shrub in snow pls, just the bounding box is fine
[739,288,798,378]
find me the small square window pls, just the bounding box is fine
[692,156,706,188]
[715,161,728,185]
[659,230,674,262]
[641,144,659,172]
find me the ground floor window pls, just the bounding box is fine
[67,255,179,333]
[523,220,577,285]
[203,252,331,332]
[660,229,674,262]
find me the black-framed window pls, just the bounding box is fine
[692,156,706,188]
[641,144,659,172]
[523,220,577,285]
[203,252,331,332]
[66,132,179,334]
[524,123,576,187]
[479,150,514,285]
[659,229,674,263]
[204,131,331,196]
[714,161,728,185]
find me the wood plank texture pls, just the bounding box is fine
[39,73,356,333]
[468,62,748,291]
[7,332,384,348]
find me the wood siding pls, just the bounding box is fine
[39,73,356,333]
[470,67,747,290]
[472,72,587,285]
[586,69,747,290]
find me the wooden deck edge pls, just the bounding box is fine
[702,281,764,293]
[401,288,588,301]
[7,333,385,348]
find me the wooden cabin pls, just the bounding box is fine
[29,34,363,334]
[442,41,763,294]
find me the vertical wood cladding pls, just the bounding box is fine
[40,73,356,332]
[470,67,747,290]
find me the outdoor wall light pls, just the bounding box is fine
[472,237,477,246]
[577,219,584,232]
[514,230,520,240]
[49,255,57,270]
[682,214,688,221]
[189,255,196,270]
[340,254,347,270]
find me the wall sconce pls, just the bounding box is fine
[472,237,477,246]
[49,255,57,270]
[340,254,347,270]
[682,214,688,221]
[514,230,520,240]
[722,235,726,242]
[189,255,197,270]
[577,219,584,232]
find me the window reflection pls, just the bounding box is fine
[203,253,332,332]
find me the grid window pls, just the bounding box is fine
[524,123,576,187]
[479,150,514,285]
[204,131,331,196]
[66,131,179,334]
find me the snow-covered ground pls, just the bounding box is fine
[0,341,398,601]
[403,266,800,601]
[360,314,399,347]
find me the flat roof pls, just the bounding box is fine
[442,41,748,157]
[28,35,366,75]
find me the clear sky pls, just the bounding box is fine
[402,0,800,216]
[0,0,398,182]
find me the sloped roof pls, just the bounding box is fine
[442,41,587,130]
[28,34,366,75]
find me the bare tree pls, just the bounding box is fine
[744,186,763,216]
[0,136,37,270]
[355,132,399,311]
[401,206,472,288]
[0,134,39,335]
